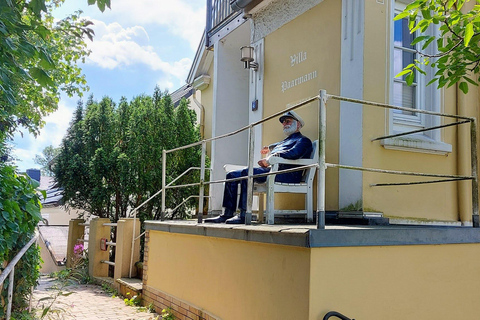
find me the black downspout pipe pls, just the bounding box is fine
[323,311,354,320]
[230,0,254,11]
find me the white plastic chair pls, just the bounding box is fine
[254,140,318,224]
[224,140,318,225]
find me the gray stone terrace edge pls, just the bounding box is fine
[144,220,480,248]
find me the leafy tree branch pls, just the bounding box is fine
[395,0,480,93]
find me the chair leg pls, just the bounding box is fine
[258,194,265,223]
[266,181,275,225]
[306,188,313,223]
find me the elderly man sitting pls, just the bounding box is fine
[205,110,313,224]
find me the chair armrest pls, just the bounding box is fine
[223,164,247,172]
[268,157,316,166]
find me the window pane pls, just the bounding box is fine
[393,81,416,115]
[393,48,415,81]
[394,18,414,49]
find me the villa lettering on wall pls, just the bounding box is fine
[282,50,317,93]
[281,70,317,93]
[290,51,307,67]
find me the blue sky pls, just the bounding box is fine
[13,0,205,172]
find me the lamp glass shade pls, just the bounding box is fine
[240,46,254,62]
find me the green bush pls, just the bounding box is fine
[0,165,43,318]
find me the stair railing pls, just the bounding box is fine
[0,231,39,320]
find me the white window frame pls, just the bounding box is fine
[383,0,452,155]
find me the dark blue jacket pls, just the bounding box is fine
[268,132,313,183]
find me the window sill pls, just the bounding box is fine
[381,136,452,155]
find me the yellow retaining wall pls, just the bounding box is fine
[309,244,480,319]
[146,229,480,320]
[146,230,310,320]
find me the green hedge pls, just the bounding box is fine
[0,165,43,318]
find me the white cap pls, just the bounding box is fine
[279,110,305,127]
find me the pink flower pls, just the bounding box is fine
[73,243,84,255]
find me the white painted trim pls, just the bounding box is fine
[249,38,264,162]
[192,75,211,91]
[381,136,452,155]
[251,0,324,42]
[339,0,364,209]
[389,218,462,227]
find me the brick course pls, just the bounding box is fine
[143,284,217,320]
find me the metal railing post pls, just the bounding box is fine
[206,0,212,47]
[198,141,207,223]
[317,90,327,229]
[246,126,255,225]
[471,118,479,227]
[161,149,166,221]
[6,268,14,320]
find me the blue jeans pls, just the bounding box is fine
[222,167,269,211]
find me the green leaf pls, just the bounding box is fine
[406,72,415,86]
[405,0,423,11]
[422,36,435,50]
[463,76,478,86]
[30,67,54,87]
[28,0,47,16]
[464,23,474,47]
[459,81,468,94]
[395,69,412,78]
[394,11,411,21]
[411,35,430,45]
[427,77,438,86]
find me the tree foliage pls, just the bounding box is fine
[53,87,204,223]
[34,145,60,176]
[0,0,98,141]
[396,0,480,93]
[0,1,109,317]
[0,164,43,318]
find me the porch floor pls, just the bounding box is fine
[145,220,480,248]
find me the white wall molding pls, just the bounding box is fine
[251,0,324,42]
[339,0,365,209]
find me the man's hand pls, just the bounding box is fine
[260,146,269,155]
[258,159,269,168]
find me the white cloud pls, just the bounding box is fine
[13,101,75,172]
[86,19,192,84]
[105,0,205,50]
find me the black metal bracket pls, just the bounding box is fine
[323,311,354,320]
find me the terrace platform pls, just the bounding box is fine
[142,220,480,320]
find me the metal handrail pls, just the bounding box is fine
[323,311,354,320]
[160,89,479,229]
[0,231,39,320]
[126,166,210,278]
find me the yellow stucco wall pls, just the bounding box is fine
[362,0,459,221]
[309,244,480,319]
[263,0,341,210]
[147,229,480,319]
[146,230,310,320]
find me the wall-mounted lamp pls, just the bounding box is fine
[240,46,258,71]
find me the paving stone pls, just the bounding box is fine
[32,275,159,320]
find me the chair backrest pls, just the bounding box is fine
[301,140,318,183]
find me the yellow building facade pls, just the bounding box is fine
[143,1,480,319]
[187,0,480,224]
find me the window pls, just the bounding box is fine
[392,1,424,128]
[383,0,451,155]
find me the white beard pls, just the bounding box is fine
[283,120,298,136]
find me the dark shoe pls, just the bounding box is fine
[204,208,235,223]
[204,214,232,223]
[225,211,246,224]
